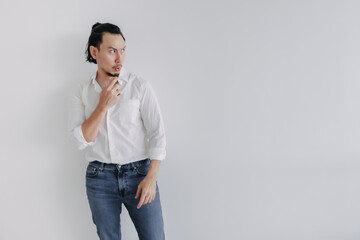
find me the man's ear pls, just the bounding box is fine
[90,46,98,60]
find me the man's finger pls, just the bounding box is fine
[143,195,150,205]
[135,186,141,199]
[137,192,146,209]
[107,77,119,89]
[114,88,121,97]
[111,83,120,92]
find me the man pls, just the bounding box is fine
[68,22,166,240]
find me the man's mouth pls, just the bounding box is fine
[114,65,122,72]
[105,65,122,77]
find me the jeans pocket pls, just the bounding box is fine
[135,161,150,176]
[86,164,99,177]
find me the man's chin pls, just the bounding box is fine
[106,72,120,77]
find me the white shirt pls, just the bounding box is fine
[68,67,166,164]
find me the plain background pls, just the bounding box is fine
[1,0,360,239]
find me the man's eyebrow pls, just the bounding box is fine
[107,46,126,50]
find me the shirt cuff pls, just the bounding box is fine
[148,148,166,161]
[71,125,95,150]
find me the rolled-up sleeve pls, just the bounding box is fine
[139,81,166,160]
[67,83,95,150]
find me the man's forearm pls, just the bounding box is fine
[82,106,107,143]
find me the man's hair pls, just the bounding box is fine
[85,22,126,64]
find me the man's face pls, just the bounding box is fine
[90,32,126,77]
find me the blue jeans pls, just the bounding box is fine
[85,158,165,240]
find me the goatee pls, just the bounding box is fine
[106,72,120,77]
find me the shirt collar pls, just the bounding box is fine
[91,66,128,93]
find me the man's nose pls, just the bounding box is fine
[115,51,121,63]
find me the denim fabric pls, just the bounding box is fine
[85,158,165,240]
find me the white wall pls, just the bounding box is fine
[1,0,360,239]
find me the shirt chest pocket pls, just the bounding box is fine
[114,99,140,123]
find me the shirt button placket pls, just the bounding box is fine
[106,109,114,162]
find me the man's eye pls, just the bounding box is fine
[121,48,126,53]
[110,49,115,54]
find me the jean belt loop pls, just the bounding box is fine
[130,161,135,170]
[100,162,104,171]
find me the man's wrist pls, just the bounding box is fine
[95,105,107,114]
[146,171,158,181]
[146,159,161,180]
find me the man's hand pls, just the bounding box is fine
[134,159,161,209]
[135,176,157,209]
[98,77,122,111]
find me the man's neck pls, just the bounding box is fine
[95,71,110,89]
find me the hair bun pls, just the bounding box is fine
[91,22,101,30]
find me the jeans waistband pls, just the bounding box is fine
[89,158,150,171]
